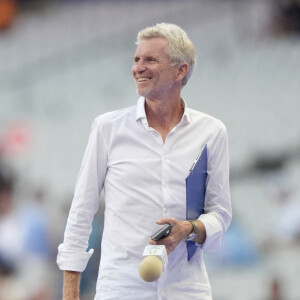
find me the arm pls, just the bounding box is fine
[57,118,107,280]
[62,271,81,300]
[198,125,232,251]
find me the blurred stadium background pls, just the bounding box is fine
[0,0,300,299]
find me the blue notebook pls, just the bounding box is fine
[185,144,207,261]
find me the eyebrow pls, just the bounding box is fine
[133,55,155,60]
[133,54,171,65]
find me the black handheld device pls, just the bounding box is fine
[150,224,173,241]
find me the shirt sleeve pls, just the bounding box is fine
[57,118,108,272]
[198,124,232,252]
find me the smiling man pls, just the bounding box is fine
[57,23,232,300]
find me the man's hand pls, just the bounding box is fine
[149,218,206,255]
[62,271,81,300]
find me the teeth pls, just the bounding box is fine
[137,77,150,82]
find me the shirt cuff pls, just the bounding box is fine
[197,213,223,252]
[56,243,94,272]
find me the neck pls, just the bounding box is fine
[145,96,184,142]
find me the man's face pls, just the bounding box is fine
[132,37,179,100]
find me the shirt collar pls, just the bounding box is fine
[136,97,147,121]
[181,98,191,125]
[136,97,191,126]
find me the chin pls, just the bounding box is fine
[136,88,148,98]
[136,87,158,100]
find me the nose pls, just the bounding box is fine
[132,60,146,75]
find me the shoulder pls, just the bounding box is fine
[187,108,227,132]
[92,105,137,129]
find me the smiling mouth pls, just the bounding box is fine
[137,77,152,83]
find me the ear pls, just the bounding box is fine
[175,63,189,83]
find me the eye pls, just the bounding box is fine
[145,56,156,62]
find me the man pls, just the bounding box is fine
[57,23,232,300]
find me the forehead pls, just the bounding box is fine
[134,37,169,58]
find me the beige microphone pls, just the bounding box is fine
[139,245,168,282]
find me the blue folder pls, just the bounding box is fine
[185,144,207,261]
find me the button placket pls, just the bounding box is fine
[161,142,171,207]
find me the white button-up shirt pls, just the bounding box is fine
[57,97,232,300]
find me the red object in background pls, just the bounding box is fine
[270,278,282,300]
[0,122,33,157]
[0,0,17,30]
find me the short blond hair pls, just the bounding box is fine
[136,23,196,86]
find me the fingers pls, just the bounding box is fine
[150,218,184,255]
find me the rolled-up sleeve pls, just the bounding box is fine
[199,125,232,252]
[56,118,107,272]
[57,244,94,272]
